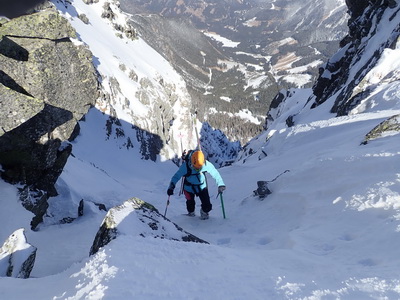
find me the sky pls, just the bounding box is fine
[0,0,400,299]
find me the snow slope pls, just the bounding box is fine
[0,0,400,299]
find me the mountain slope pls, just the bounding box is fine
[0,76,399,299]
[0,0,400,299]
[119,0,349,144]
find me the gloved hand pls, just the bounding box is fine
[167,182,175,196]
[218,186,226,193]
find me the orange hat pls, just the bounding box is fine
[191,150,205,170]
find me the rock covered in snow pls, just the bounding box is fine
[0,228,37,279]
[362,114,400,144]
[89,197,208,255]
[0,8,99,229]
[311,0,400,116]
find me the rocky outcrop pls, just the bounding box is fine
[90,197,208,255]
[0,228,37,279]
[310,0,400,116]
[253,181,272,199]
[361,114,400,144]
[0,9,99,229]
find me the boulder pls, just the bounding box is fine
[0,228,37,279]
[361,114,400,144]
[90,197,208,255]
[0,9,99,228]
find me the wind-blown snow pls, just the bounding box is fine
[0,0,400,299]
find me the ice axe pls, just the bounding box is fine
[217,192,226,219]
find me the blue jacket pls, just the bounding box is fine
[170,160,225,194]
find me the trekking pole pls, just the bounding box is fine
[217,192,226,219]
[164,196,170,217]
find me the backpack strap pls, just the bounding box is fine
[184,150,194,177]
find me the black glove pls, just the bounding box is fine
[218,186,226,193]
[167,182,175,196]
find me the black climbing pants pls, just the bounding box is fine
[184,188,212,213]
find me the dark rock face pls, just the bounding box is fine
[345,0,371,18]
[310,0,400,116]
[90,197,208,256]
[0,9,99,228]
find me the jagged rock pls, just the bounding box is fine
[310,1,400,116]
[0,9,76,39]
[90,197,208,255]
[101,2,115,21]
[83,0,100,4]
[253,181,272,199]
[78,13,90,25]
[361,114,400,144]
[0,228,37,279]
[0,9,99,228]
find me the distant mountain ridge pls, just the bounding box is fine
[119,0,349,144]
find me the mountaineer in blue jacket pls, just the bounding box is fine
[167,150,226,219]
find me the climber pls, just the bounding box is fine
[167,150,226,219]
